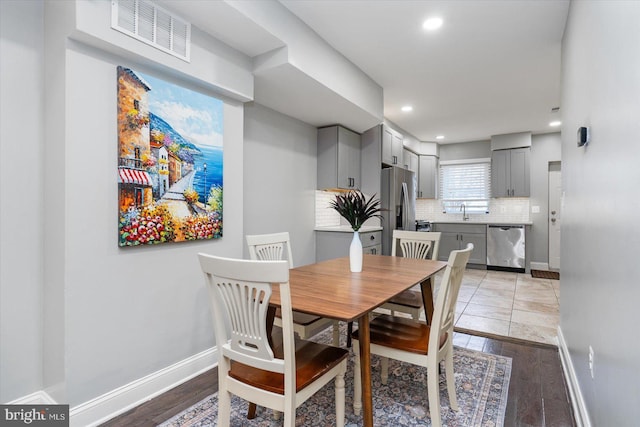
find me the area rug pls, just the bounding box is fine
[531,269,560,280]
[159,327,512,427]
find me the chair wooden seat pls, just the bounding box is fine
[230,339,348,394]
[199,254,348,427]
[378,231,442,320]
[351,314,446,355]
[386,289,422,309]
[351,244,473,427]
[247,232,339,345]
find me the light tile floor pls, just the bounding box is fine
[430,268,560,346]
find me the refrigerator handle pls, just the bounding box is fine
[401,182,409,230]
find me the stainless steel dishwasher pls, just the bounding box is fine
[487,225,525,272]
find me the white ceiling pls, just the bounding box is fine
[158,0,570,144]
[280,0,569,143]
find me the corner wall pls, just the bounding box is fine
[561,1,640,424]
[0,0,45,402]
[242,103,318,267]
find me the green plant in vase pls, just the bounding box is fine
[329,190,383,272]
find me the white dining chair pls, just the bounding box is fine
[379,230,442,320]
[198,253,348,427]
[351,243,473,427]
[246,232,340,346]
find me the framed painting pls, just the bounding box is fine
[117,66,223,246]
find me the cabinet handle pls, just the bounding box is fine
[370,235,375,240]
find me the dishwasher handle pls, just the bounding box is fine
[488,225,524,231]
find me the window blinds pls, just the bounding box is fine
[439,159,491,213]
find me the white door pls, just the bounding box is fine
[548,165,561,270]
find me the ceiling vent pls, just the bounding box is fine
[111,0,191,62]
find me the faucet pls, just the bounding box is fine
[460,203,469,221]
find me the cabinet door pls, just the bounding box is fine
[418,155,437,198]
[438,232,460,262]
[403,149,419,172]
[337,126,361,189]
[491,149,510,197]
[460,233,487,265]
[509,147,530,197]
[381,126,394,165]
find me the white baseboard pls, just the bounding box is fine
[8,390,57,405]
[530,262,550,271]
[557,326,591,427]
[69,347,218,427]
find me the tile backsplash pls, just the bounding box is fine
[317,191,530,227]
[315,190,342,227]
[416,198,530,223]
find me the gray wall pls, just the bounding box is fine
[439,140,491,161]
[243,103,318,267]
[529,133,561,267]
[561,1,640,425]
[1,0,247,406]
[0,0,45,401]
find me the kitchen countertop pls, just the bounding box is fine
[315,225,383,233]
[428,220,533,226]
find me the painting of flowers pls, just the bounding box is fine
[117,66,223,246]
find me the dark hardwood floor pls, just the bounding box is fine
[101,332,575,427]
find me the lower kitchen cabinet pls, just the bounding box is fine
[433,223,487,266]
[316,230,382,262]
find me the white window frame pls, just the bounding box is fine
[439,158,491,214]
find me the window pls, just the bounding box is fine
[439,159,491,214]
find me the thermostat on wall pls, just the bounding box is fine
[577,126,590,147]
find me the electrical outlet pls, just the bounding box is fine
[588,346,595,379]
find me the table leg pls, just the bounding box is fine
[420,277,435,325]
[247,306,277,419]
[357,314,373,427]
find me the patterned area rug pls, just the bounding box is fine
[531,269,560,280]
[159,327,512,427]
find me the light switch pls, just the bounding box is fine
[532,206,540,213]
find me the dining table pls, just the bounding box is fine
[267,253,448,427]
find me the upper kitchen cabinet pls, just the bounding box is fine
[317,125,361,190]
[417,155,437,199]
[403,149,419,173]
[491,147,530,197]
[382,125,404,166]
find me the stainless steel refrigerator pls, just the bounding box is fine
[381,166,416,255]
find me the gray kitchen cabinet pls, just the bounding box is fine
[432,223,487,266]
[316,230,382,262]
[491,147,530,197]
[382,125,403,166]
[317,125,361,190]
[417,155,437,198]
[403,149,419,172]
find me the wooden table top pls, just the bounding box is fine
[270,255,448,322]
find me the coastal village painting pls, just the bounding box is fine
[117,66,223,246]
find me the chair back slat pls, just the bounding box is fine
[199,254,290,373]
[247,232,293,267]
[391,230,442,260]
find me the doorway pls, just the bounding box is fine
[548,162,561,270]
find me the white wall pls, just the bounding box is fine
[1,0,248,409]
[243,103,318,267]
[0,0,45,402]
[529,133,561,267]
[561,1,640,424]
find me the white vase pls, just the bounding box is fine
[349,231,363,272]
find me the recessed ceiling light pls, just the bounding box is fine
[423,17,443,31]
[436,135,445,140]
[401,105,413,112]
[549,121,562,127]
